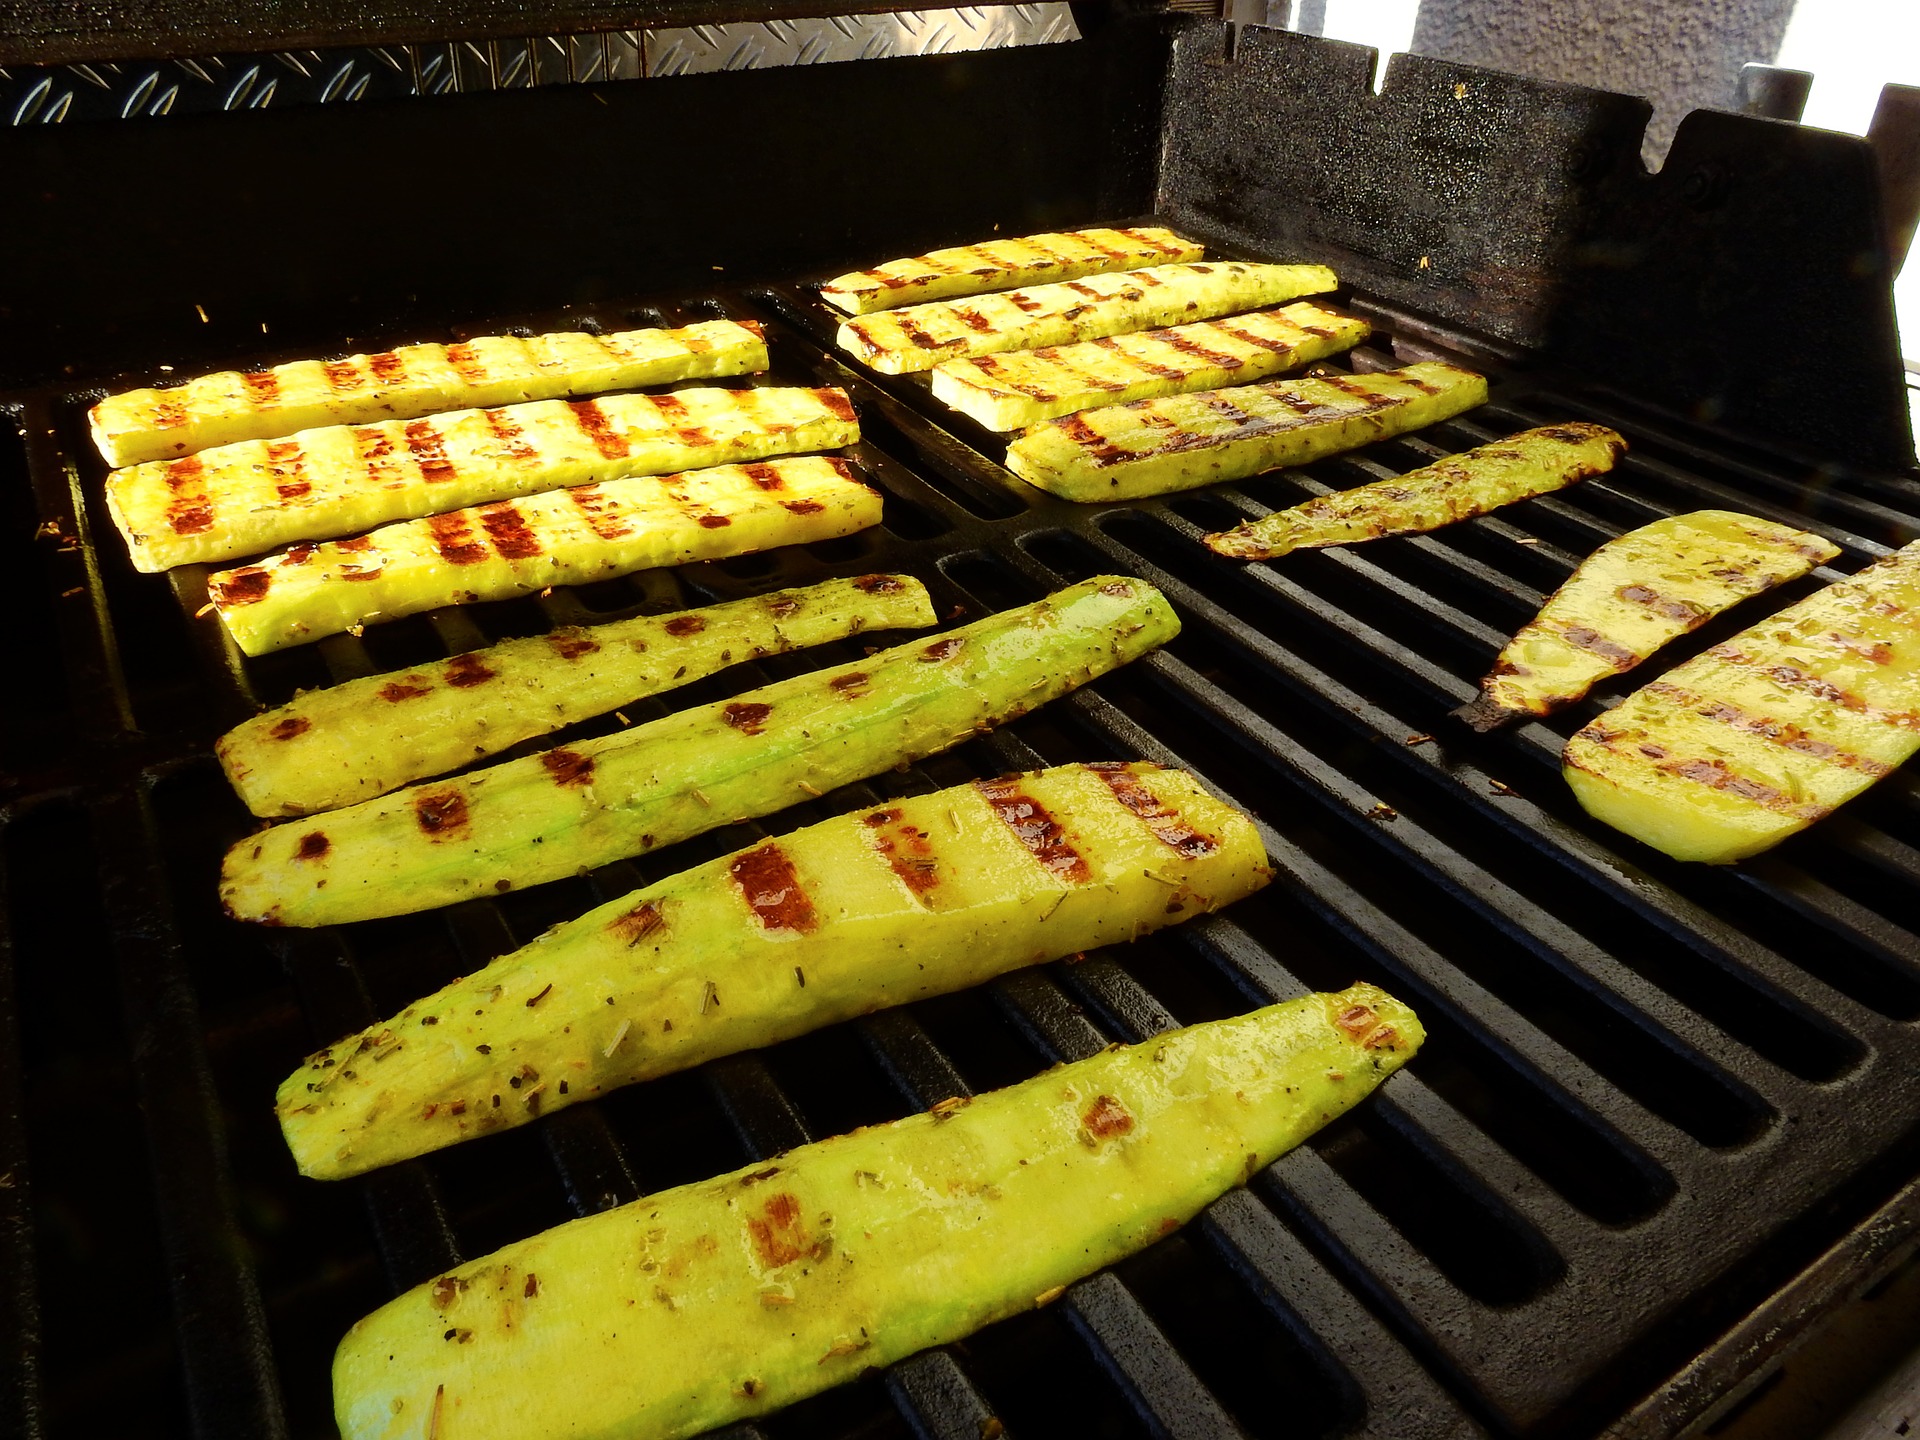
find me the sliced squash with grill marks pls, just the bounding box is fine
[819,226,1202,315]
[206,455,882,656]
[929,301,1370,431]
[1563,540,1920,863]
[836,261,1336,376]
[1008,361,1486,503]
[219,574,937,818]
[88,319,769,469]
[107,384,857,572]
[1461,509,1839,730]
[332,982,1418,1440]
[219,576,1179,926]
[1206,421,1622,559]
[279,760,1272,1180]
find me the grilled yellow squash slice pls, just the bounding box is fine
[929,300,1370,431]
[220,577,1178,926]
[88,319,769,468]
[1008,361,1487,503]
[819,226,1202,315]
[207,455,882,656]
[219,574,936,817]
[1564,540,1920,863]
[333,982,1418,1440]
[1461,510,1839,730]
[280,761,1272,1179]
[1206,421,1623,560]
[836,261,1336,375]
[108,384,857,572]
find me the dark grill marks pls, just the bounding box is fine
[444,343,488,386]
[974,776,1090,882]
[830,672,871,700]
[427,512,489,567]
[444,653,497,688]
[481,408,538,463]
[414,790,470,837]
[953,307,994,333]
[368,352,407,386]
[1056,414,1134,468]
[568,399,630,460]
[863,809,942,898]
[696,513,735,528]
[294,832,330,860]
[1556,625,1639,669]
[269,716,310,740]
[1118,226,1180,255]
[1216,321,1301,354]
[242,371,281,407]
[541,749,594,786]
[853,574,902,594]
[353,426,406,489]
[729,845,818,934]
[212,568,272,606]
[568,485,634,541]
[164,455,212,534]
[1087,762,1219,858]
[478,503,543,560]
[1644,681,1896,775]
[1619,584,1710,625]
[1082,1094,1135,1140]
[403,421,458,484]
[897,316,944,351]
[922,637,963,662]
[722,702,774,735]
[266,440,310,501]
[608,901,664,946]
[1094,337,1181,384]
[152,400,188,430]
[1663,758,1809,813]
[781,500,824,516]
[744,463,785,492]
[547,630,600,661]
[323,360,363,392]
[378,679,433,702]
[664,616,706,637]
[1162,332,1244,370]
[819,389,856,425]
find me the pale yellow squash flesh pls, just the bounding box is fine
[278,761,1273,1179]
[1008,361,1487,503]
[88,319,769,468]
[819,226,1202,314]
[332,983,1420,1440]
[836,261,1337,375]
[218,574,937,817]
[1564,540,1920,863]
[1462,509,1839,730]
[107,385,857,572]
[929,301,1370,431]
[206,455,882,656]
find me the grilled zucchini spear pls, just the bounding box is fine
[1564,540,1920,863]
[280,761,1272,1179]
[206,455,882,656]
[1008,361,1487,503]
[108,384,857,572]
[88,318,768,468]
[837,261,1337,375]
[819,225,1202,314]
[333,983,1419,1440]
[221,577,1179,927]
[1460,510,1839,730]
[1206,422,1624,559]
[930,301,1370,431]
[219,575,936,817]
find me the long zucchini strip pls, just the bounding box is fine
[1564,540,1920,863]
[206,455,882,656]
[88,318,768,468]
[1461,510,1838,730]
[1207,421,1623,560]
[930,301,1369,431]
[819,225,1202,315]
[220,576,1179,926]
[280,761,1272,1179]
[219,574,937,818]
[836,261,1336,375]
[107,384,856,572]
[1008,361,1487,503]
[333,982,1420,1440]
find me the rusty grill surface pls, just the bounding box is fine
[5,17,1920,1440]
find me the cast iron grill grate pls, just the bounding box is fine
[4,246,1920,1440]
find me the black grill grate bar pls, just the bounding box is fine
[1736,859,1920,967]
[0,814,43,1440]
[1064,1271,1250,1440]
[884,1350,1004,1440]
[855,1009,972,1110]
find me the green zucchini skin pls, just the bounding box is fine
[221,577,1179,928]
[279,761,1273,1180]
[218,574,937,818]
[333,983,1420,1440]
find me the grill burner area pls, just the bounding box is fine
[5,14,1920,1440]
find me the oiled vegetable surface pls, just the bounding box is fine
[280,761,1272,1179]
[332,983,1420,1440]
[1564,540,1920,862]
[1461,510,1838,729]
[819,226,1200,314]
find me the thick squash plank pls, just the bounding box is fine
[107,384,857,572]
[1564,540,1920,862]
[280,761,1272,1179]
[1008,361,1486,503]
[220,577,1179,926]
[819,225,1202,315]
[206,455,882,656]
[333,983,1420,1440]
[1461,510,1838,730]
[929,301,1370,430]
[88,319,768,468]
[219,574,937,817]
[1207,421,1623,559]
[836,261,1336,375]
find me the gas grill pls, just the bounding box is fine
[4,10,1920,1438]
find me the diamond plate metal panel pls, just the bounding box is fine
[643,3,1080,75]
